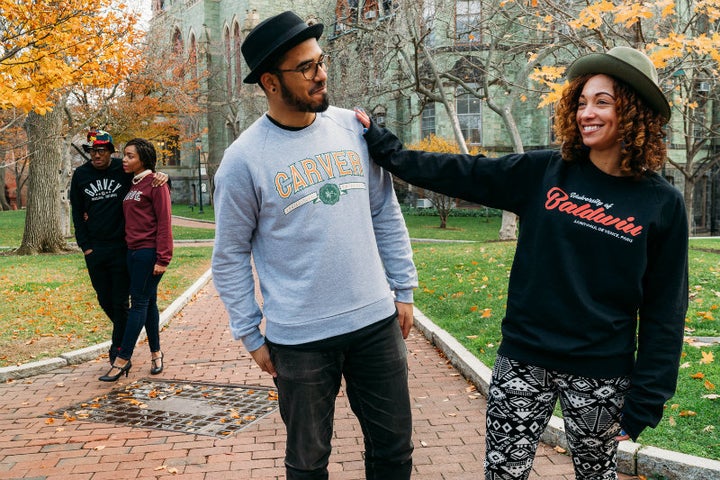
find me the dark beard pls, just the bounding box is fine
[279,79,330,113]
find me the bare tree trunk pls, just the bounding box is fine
[17,106,71,255]
[59,144,73,238]
[428,191,453,228]
[498,210,518,240]
[684,179,696,235]
[0,163,10,211]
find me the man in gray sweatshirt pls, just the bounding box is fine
[211,10,418,480]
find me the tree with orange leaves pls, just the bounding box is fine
[0,0,143,254]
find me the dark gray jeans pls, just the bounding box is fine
[267,314,413,480]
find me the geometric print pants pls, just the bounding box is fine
[485,355,631,480]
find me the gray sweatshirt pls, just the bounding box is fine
[212,106,417,352]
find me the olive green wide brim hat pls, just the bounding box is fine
[566,46,671,120]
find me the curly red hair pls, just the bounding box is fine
[554,74,668,177]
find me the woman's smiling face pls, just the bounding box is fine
[576,74,620,155]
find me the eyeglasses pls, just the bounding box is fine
[89,147,109,154]
[275,54,330,80]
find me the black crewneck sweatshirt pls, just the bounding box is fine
[70,158,132,251]
[364,122,688,441]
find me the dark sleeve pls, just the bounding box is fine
[621,194,689,440]
[364,120,544,212]
[69,170,91,252]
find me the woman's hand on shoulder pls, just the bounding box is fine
[354,107,370,129]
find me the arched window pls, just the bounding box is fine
[171,28,184,77]
[224,27,232,96]
[233,21,242,92]
[189,33,198,80]
[172,28,183,53]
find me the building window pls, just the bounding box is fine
[233,22,242,93]
[171,28,184,77]
[363,0,380,20]
[423,0,436,47]
[189,34,198,80]
[421,103,436,139]
[456,86,481,145]
[336,0,358,29]
[372,105,386,127]
[172,29,183,54]
[159,136,180,166]
[224,27,232,97]
[382,0,394,15]
[456,0,481,45]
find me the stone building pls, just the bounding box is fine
[148,0,720,234]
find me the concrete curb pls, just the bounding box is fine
[172,215,216,225]
[411,306,720,480]
[0,269,214,382]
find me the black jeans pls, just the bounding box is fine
[118,248,163,360]
[267,315,413,480]
[84,245,129,352]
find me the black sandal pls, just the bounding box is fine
[150,352,164,375]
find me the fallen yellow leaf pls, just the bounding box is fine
[700,351,715,365]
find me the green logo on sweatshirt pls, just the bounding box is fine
[318,184,341,205]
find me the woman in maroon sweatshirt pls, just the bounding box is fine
[99,138,173,381]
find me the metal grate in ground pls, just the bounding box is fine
[46,379,278,437]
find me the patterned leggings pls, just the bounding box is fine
[485,355,631,480]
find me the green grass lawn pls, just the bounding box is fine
[404,214,503,242]
[172,203,215,221]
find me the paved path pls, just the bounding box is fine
[1,278,638,480]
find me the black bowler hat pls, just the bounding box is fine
[242,11,324,84]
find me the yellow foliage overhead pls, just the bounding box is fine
[696,0,720,21]
[568,0,615,30]
[408,134,482,155]
[530,66,568,108]
[0,0,143,114]
[614,3,654,28]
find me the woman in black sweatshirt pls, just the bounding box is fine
[357,47,688,480]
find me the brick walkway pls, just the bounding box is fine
[1,280,639,479]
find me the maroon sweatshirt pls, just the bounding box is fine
[122,174,173,266]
